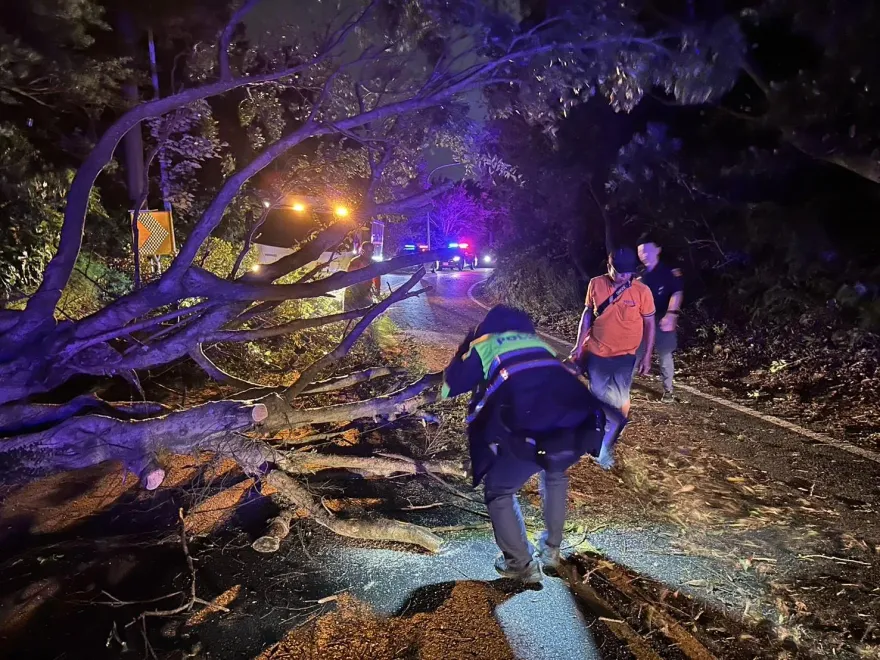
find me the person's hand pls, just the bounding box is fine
[659,313,677,332]
[569,340,586,363]
[638,354,651,376]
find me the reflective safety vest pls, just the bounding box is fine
[452,331,565,423]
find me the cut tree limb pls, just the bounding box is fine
[276,451,467,479]
[252,508,296,553]
[264,470,442,552]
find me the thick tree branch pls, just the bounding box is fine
[207,287,426,344]
[276,452,466,479]
[264,470,442,552]
[370,182,456,216]
[0,395,170,436]
[0,401,272,483]
[183,249,444,303]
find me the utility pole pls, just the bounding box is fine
[148,28,173,214]
[117,11,144,207]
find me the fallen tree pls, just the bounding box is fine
[0,0,742,551]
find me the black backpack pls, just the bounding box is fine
[500,405,607,472]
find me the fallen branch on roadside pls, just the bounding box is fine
[258,470,442,552]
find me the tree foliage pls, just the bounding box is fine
[0,0,749,509]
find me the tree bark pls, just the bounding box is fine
[0,395,169,436]
[276,452,467,479]
[265,470,442,552]
[252,508,296,553]
[300,367,405,394]
[0,401,272,481]
[258,372,442,431]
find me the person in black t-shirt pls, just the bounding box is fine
[635,242,684,402]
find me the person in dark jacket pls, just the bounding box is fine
[442,305,626,583]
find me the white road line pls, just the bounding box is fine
[466,279,880,465]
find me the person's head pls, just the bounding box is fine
[360,242,375,258]
[476,304,536,336]
[607,247,638,284]
[637,241,661,270]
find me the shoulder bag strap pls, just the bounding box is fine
[594,280,632,318]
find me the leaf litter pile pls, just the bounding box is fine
[543,389,880,659]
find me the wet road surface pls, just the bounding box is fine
[384,270,880,635]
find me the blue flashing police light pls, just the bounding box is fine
[448,242,459,248]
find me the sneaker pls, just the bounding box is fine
[536,537,562,573]
[494,554,543,584]
[660,391,676,404]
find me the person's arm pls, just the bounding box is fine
[441,331,483,398]
[659,268,684,332]
[570,280,594,360]
[637,286,656,376]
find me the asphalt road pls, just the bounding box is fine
[384,270,880,639]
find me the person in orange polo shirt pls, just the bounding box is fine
[571,247,656,422]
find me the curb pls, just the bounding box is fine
[466,280,880,466]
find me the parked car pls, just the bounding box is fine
[433,241,478,271]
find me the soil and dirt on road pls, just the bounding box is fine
[0,270,877,660]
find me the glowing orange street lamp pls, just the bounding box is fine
[292,202,305,212]
[334,206,349,218]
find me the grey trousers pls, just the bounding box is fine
[635,329,677,393]
[483,453,569,570]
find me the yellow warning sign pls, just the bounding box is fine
[132,210,176,256]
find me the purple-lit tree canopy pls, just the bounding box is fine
[0,0,744,547]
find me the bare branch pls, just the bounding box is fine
[61,301,214,359]
[182,249,444,303]
[219,0,262,81]
[301,367,405,394]
[264,470,442,552]
[277,452,466,479]
[229,204,272,279]
[286,269,427,399]
[259,372,442,430]
[189,343,269,389]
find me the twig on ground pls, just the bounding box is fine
[430,523,492,533]
[798,554,872,566]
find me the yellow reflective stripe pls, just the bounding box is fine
[462,333,491,360]
[471,332,556,379]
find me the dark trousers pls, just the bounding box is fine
[482,451,570,570]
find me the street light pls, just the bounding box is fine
[334,206,349,217]
[292,202,305,212]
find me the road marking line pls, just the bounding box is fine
[466,280,880,465]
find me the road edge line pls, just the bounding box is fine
[466,280,880,465]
